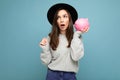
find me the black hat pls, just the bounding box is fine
[47,3,78,25]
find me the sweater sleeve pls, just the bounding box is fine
[39,36,52,65]
[70,31,84,61]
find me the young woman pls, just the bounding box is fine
[39,3,88,80]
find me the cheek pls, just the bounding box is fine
[65,19,69,25]
[57,20,60,25]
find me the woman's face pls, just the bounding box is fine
[57,9,69,34]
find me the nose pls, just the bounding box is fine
[60,17,64,23]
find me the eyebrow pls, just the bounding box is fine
[57,13,68,17]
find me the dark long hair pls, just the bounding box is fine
[49,9,74,50]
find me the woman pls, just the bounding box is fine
[39,3,88,80]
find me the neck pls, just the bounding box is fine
[60,30,66,34]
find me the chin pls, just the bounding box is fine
[61,29,66,31]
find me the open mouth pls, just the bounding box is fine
[60,24,65,26]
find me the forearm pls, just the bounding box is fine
[39,36,52,65]
[70,31,84,61]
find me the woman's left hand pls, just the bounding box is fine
[81,26,89,33]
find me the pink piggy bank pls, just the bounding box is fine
[74,18,90,32]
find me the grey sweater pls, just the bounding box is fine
[40,31,84,73]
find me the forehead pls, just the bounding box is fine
[57,9,68,15]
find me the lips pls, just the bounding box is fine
[59,24,65,29]
[60,24,65,26]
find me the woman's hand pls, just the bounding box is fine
[40,38,47,46]
[81,26,89,33]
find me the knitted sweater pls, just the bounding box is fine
[40,31,84,73]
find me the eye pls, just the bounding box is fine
[63,15,68,18]
[57,16,60,19]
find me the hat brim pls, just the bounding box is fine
[47,3,78,25]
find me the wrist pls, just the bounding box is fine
[74,31,82,38]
